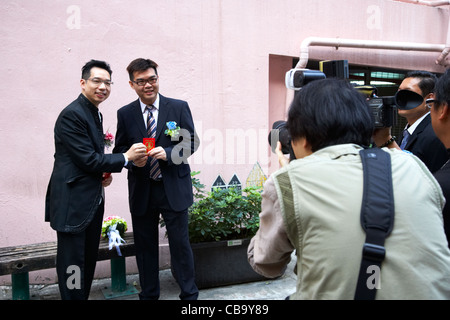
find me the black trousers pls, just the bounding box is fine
[131,179,198,300]
[56,202,104,300]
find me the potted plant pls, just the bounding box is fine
[185,171,266,289]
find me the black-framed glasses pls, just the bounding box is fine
[87,78,113,87]
[132,76,158,86]
[426,99,436,109]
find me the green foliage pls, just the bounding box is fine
[187,171,262,243]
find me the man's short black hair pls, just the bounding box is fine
[287,78,374,152]
[127,58,159,81]
[81,59,112,80]
[404,70,437,97]
[434,69,450,109]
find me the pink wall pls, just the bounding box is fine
[1,0,448,284]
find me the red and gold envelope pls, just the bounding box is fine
[143,138,155,152]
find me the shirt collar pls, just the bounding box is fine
[405,111,430,134]
[140,93,160,114]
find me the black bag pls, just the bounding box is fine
[354,148,395,300]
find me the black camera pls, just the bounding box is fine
[268,120,296,158]
[355,85,397,128]
[271,68,326,157]
[285,69,326,90]
[367,96,397,128]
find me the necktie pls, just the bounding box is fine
[400,129,410,150]
[146,105,161,180]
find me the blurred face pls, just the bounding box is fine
[129,68,159,105]
[397,77,429,122]
[80,67,111,107]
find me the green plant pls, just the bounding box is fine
[187,172,262,243]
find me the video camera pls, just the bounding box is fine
[269,68,328,158]
[285,69,326,90]
[270,61,426,155]
[355,85,397,128]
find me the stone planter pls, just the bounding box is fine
[191,238,267,289]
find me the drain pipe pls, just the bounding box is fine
[436,12,450,66]
[286,37,446,111]
[394,0,450,66]
[295,37,446,69]
[394,0,450,6]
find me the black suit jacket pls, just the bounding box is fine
[45,94,126,233]
[401,114,448,173]
[113,94,199,215]
[433,150,450,248]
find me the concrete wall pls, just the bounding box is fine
[0,0,448,284]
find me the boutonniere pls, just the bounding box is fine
[104,130,114,149]
[164,121,181,138]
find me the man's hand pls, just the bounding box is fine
[372,127,401,150]
[125,143,148,167]
[276,141,289,167]
[148,146,167,161]
[102,173,113,187]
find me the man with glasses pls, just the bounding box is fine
[45,60,148,299]
[397,70,447,173]
[429,68,450,247]
[113,58,200,300]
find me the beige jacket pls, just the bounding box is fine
[248,144,450,299]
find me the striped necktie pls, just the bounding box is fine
[146,105,161,180]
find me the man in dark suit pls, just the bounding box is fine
[113,58,200,300]
[45,60,148,300]
[430,68,450,247]
[398,70,447,173]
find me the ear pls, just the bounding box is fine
[439,103,450,121]
[291,137,313,159]
[80,79,86,91]
[301,137,311,150]
[129,80,135,89]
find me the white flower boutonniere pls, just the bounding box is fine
[165,121,181,138]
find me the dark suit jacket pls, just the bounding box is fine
[113,94,199,215]
[45,94,126,233]
[402,114,448,173]
[433,150,450,248]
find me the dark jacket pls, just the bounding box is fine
[402,114,448,173]
[113,94,199,215]
[45,94,125,233]
[433,149,450,248]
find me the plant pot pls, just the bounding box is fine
[190,238,267,289]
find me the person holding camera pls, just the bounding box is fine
[397,71,447,173]
[429,68,450,248]
[247,78,450,299]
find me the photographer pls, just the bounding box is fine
[247,78,450,299]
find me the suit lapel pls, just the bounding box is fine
[156,95,170,141]
[406,114,430,149]
[78,94,104,152]
[131,99,147,137]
